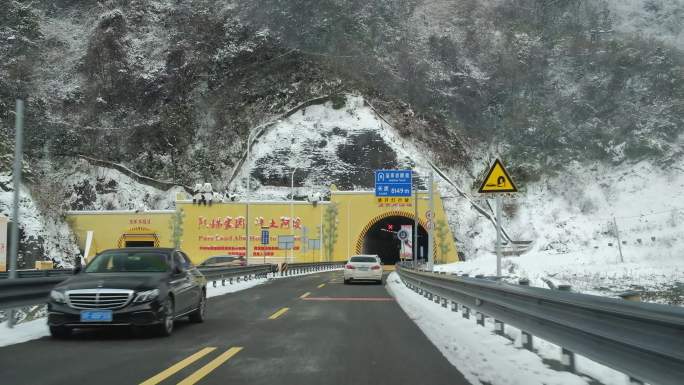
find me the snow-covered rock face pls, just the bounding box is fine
[0,174,80,269]
[60,159,182,212]
[233,95,435,198]
[0,159,182,268]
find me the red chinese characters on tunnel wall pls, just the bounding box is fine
[198,216,303,230]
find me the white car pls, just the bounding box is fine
[343,255,383,284]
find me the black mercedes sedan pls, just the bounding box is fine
[47,248,207,338]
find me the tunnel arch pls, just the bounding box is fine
[355,211,431,265]
[117,227,160,248]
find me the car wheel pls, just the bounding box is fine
[343,279,350,285]
[49,325,71,339]
[376,279,383,285]
[188,291,206,323]
[155,297,175,337]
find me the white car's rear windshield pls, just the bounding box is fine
[350,256,377,263]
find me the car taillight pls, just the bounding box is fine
[345,264,355,269]
[371,265,381,270]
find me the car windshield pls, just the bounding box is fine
[85,252,169,273]
[350,256,377,263]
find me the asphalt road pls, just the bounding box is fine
[0,271,471,385]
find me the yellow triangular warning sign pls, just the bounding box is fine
[478,159,518,193]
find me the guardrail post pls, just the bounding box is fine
[441,298,447,308]
[521,331,533,351]
[561,348,575,372]
[229,277,233,284]
[462,306,470,319]
[476,312,485,326]
[213,280,217,288]
[434,294,440,304]
[221,278,226,286]
[451,301,458,312]
[617,291,644,385]
[494,320,504,335]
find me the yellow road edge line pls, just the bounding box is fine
[317,283,325,288]
[300,292,311,299]
[139,347,217,385]
[268,307,290,320]
[177,347,243,385]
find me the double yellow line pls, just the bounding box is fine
[140,346,243,385]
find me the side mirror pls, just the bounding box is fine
[74,257,83,274]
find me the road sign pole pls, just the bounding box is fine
[8,99,24,329]
[428,172,434,270]
[495,195,503,277]
[478,159,517,278]
[413,171,418,268]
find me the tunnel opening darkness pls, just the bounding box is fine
[362,216,428,265]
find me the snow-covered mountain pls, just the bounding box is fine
[0,1,681,300]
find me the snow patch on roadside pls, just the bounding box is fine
[385,272,630,385]
[206,277,267,298]
[0,319,50,348]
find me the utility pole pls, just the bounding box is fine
[613,216,624,263]
[413,170,418,268]
[8,99,24,329]
[245,129,257,266]
[290,167,298,263]
[427,172,434,270]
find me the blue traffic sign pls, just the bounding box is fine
[261,229,269,245]
[375,170,412,197]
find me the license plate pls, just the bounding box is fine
[80,310,113,322]
[358,267,369,271]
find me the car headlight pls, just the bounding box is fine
[134,289,160,303]
[50,290,66,304]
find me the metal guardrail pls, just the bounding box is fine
[279,261,345,276]
[201,264,274,287]
[0,262,344,311]
[0,269,73,279]
[0,277,68,310]
[396,264,684,385]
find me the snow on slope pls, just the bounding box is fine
[0,174,80,267]
[232,95,439,197]
[59,158,183,212]
[0,159,183,267]
[606,0,684,49]
[437,159,684,300]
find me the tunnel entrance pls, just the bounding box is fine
[361,216,428,265]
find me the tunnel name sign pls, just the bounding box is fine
[375,170,412,197]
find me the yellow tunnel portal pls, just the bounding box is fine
[66,189,459,265]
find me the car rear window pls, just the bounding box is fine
[350,256,378,263]
[85,252,169,273]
